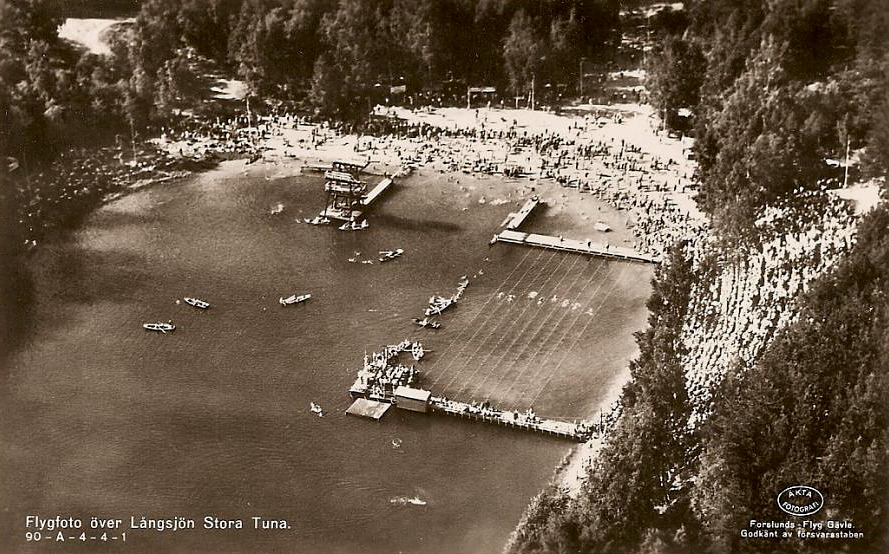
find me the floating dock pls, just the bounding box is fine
[492,229,660,264]
[346,398,392,420]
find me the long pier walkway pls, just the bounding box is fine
[494,229,660,263]
[349,378,596,442]
[429,396,595,441]
[492,196,659,263]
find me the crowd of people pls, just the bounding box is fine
[351,340,425,399]
[681,189,858,422]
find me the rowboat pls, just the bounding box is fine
[413,317,441,329]
[280,293,312,306]
[183,297,210,309]
[143,321,175,333]
[378,248,404,262]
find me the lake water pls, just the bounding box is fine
[0,161,652,553]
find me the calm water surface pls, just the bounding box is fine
[1,161,652,553]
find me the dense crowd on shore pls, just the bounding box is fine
[681,189,858,419]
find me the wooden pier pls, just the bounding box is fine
[428,397,593,441]
[348,381,593,441]
[361,177,393,206]
[505,197,542,230]
[492,229,660,264]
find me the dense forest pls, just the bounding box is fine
[508,1,889,553]
[645,0,889,234]
[0,0,622,167]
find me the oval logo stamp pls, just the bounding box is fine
[777,486,824,517]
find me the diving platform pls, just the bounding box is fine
[492,229,660,264]
[321,176,394,221]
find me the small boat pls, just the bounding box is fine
[340,219,369,231]
[425,294,455,316]
[378,248,404,262]
[306,216,330,225]
[270,203,284,215]
[280,293,312,306]
[389,496,427,506]
[413,317,441,329]
[183,297,210,309]
[310,402,323,416]
[425,303,451,317]
[143,321,175,333]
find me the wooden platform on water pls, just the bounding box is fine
[505,197,542,230]
[346,398,392,420]
[493,229,660,264]
[361,177,393,206]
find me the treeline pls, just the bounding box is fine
[645,0,889,234]
[0,0,132,164]
[0,0,623,166]
[125,0,620,121]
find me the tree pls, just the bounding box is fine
[503,10,545,98]
[646,37,705,125]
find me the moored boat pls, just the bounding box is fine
[280,293,312,306]
[413,317,441,329]
[183,297,210,309]
[143,321,175,333]
[310,402,324,416]
[378,248,404,262]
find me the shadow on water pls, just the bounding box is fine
[0,253,35,366]
[372,212,462,233]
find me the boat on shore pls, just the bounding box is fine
[280,293,312,306]
[378,248,404,262]
[143,321,175,333]
[183,297,210,309]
